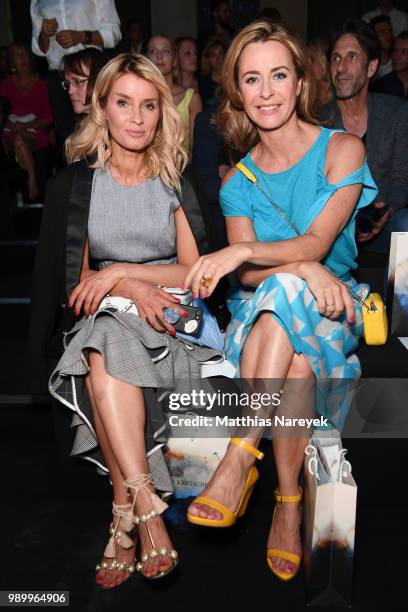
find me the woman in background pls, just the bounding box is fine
[147,34,202,158]
[0,43,52,199]
[307,37,332,106]
[198,36,225,107]
[63,47,108,116]
[176,36,199,90]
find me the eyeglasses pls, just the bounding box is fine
[61,78,88,90]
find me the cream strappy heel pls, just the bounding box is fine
[124,474,178,579]
[95,502,137,589]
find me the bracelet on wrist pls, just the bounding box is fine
[83,30,93,45]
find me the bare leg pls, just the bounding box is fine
[188,314,294,519]
[87,350,176,578]
[188,313,314,577]
[85,374,135,588]
[13,132,38,199]
[268,353,313,575]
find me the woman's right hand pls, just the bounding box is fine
[297,261,356,324]
[124,279,188,335]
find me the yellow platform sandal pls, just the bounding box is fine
[187,437,264,527]
[267,487,303,582]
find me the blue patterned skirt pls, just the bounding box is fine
[224,273,369,430]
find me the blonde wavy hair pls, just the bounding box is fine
[65,53,187,191]
[216,20,319,152]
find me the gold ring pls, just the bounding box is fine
[326,303,335,309]
[201,276,213,289]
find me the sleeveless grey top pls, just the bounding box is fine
[88,167,180,269]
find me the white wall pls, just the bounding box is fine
[259,0,308,40]
[151,0,197,39]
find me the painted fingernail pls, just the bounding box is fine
[74,310,79,317]
[174,298,181,302]
[180,284,186,290]
[170,329,176,336]
[181,310,188,317]
[193,293,198,299]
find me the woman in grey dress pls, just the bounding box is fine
[47,54,220,587]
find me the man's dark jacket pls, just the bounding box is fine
[321,93,408,211]
[28,160,210,394]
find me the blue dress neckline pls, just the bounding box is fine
[247,126,325,177]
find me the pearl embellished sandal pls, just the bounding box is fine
[95,502,137,589]
[124,474,178,579]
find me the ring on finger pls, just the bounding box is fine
[326,304,335,310]
[201,276,213,289]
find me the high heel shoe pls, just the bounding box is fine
[267,487,303,582]
[95,502,137,589]
[187,437,264,527]
[124,474,179,579]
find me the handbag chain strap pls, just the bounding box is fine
[235,162,373,312]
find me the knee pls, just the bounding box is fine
[287,353,313,379]
[13,132,25,148]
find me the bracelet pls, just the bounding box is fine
[83,30,93,45]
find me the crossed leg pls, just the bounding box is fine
[188,313,314,575]
[85,350,175,584]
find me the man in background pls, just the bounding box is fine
[363,0,408,35]
[369,14,394,81]
[30,0,121,155]
[373,31,408,97]
[197,0,234,52]
[322,19,408,254]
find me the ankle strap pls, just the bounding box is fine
[231,437,264,460]
[274,487,302,503]
[124,474,168,519]
[112,502,134,531]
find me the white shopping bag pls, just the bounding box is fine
[388,232,408,337]
[303,433,357,607]
[165,412,231,498]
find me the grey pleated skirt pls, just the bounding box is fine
[48,307,222,498]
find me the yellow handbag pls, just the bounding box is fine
[235,162,388,346]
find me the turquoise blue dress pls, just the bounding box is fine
[220,127,378,429]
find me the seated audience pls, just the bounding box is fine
[307,37,333,105]
[122,18,145,54]
[373,30,408,97]
[198,37,225,107]
[147,34,202,159]
[63,47,109,116]
[30,0,121,151]
[369,14,394,81]
[321,19,408,254]
[0,43,52,200]
[176,36,198,90]
[197,0,233,53]
[29,52,221,588]
[363,0,408,36]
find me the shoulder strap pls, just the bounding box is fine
[235,162,300,236]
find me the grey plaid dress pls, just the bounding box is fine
[48,168,222,496]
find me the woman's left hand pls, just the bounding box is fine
[183,243,250,298]
[68,264,126,316]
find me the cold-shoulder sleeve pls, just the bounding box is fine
[220,171,253,218]
[297,159,378,234]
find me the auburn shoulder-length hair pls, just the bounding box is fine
[216,20,319,152]
[65,53,187,191]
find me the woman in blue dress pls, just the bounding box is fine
[184,21,377,581]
